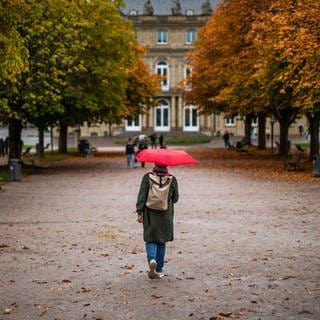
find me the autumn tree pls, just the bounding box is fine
[20,0,88,154]
[187,0,319,156]
[1,0,159,157]
[57,0,159,151]
[252,0,320,158]
[186,0,271,147]
[0,0,29,159]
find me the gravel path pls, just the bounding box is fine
[0,153,319,320]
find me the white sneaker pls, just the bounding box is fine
[148,259,157,279]
[156,272,165,279]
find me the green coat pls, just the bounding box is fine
[136,172,179,243]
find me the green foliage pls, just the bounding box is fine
[1,0,158,150]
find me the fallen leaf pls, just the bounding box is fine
[151,294,162,299]
[3,308,12,314]
[62,279,71,283]
[279,276,296,280]
[219,312,240,318]
[0,244,10,248]
[100,253,109,257]
[32,279,48,284]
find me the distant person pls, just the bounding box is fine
[0,138,4,156]
[137,139,148,168]
[305,127,310,140]
[149,133,157,149]
[125,138,136,168]
[159,134,164,148]
[136,165,179,279]
[222,131,230,148]
[4,137,9,154]
[298,123,304,137]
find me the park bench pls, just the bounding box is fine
[235,141,249,153]
[22,146,32,156]
[226,142,236,150]
[284,155,302,171]
[295,144,306,153]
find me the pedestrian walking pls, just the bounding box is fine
[125,138,137,168]
[159,134,164,148]
[222,131,230,148]
[4,137,9,155]
[136,165,179,279]
[137,139,148,168]
[149,133,157,149]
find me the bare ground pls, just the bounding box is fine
[0,148,319,320]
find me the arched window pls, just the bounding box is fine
[129,9,138,15]
[154,99,170,132]
[156,61,169,91]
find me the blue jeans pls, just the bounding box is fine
[127,153,136,168]
[145,242,166,273]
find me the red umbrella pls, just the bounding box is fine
[135,148,199,166]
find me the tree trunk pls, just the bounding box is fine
[38,127,44,156]
[276,108,299,156]
[257,112,266,149]
[306,111,320,160]
[244,114,253,145]
[58,123,68,153]
[278,119,290,156]
[8,118,23,161]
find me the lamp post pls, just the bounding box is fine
[270,115,275,153]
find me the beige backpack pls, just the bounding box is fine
[146,173,173,211]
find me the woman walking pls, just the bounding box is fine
[136,165,179,279]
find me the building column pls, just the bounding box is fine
[177,95,182,130]
[170,95,176,131]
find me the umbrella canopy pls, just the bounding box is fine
[135,148,199,166]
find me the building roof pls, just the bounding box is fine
[121,0,221,16]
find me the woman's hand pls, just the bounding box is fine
[137,215,143,223]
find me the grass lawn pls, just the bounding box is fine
[112,133,212,145]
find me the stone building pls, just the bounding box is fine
[79,0,304,138]
[120,0,223,135]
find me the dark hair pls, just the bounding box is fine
[153,165,168,175]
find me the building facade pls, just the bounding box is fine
[121,0,223,135]
[78,0,304,138]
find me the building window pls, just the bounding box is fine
[156,61,169,91]
[225,117,236,126]
[186,9,195,16]
[183,106,198,131]
[157,31,168,44]
[154,100,170,132]
[125,115,141,131]
[251,117,258,127]
[185,30,197,44]
[129,9,138,15]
